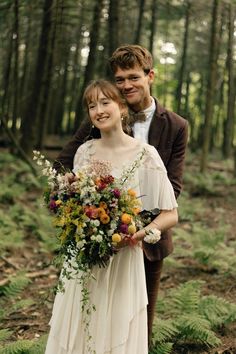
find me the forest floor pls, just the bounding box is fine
[0,147,236,354]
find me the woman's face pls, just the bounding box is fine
[87,90,122,132]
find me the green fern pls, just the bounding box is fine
[150,342,173,354]
[177,314,221,347]
[1,274,31,298]
[0,339,33,354]
[0,330,12,343]
[152,318,179,343]
[200,295,236,327]
[27,335,48,354]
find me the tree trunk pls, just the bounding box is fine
[223,3,235,158]
[200,0,220,173]
[74,0,104,131]
[106,0,120,78]
[148,0,158,55]
[175,0,190,115]
[1,5,14,121]
[20,0,54,155]
[11,0,19,134]
[134,0,146,44]
[36,0,57,148]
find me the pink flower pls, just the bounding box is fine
[119,223,128,234]
[113,189,121,198]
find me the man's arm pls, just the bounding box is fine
[53,119,92,171]
[167,120,188,199]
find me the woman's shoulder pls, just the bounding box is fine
[141,143,166,172]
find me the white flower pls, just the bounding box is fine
[96,235,103,242]
[77,240,86,249]
[144,228,161,244]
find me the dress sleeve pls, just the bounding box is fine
[139,145,178,211]
[72,141,91,173]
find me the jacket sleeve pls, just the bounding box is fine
[166,120,188,199]
[53,119,92,171]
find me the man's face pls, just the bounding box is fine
[114,65,154,112]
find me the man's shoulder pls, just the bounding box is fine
[153,98,188,127]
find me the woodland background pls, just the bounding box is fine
[0,0,236,353]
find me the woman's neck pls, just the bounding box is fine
[99,129,131,149]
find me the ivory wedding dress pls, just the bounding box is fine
[45,140,177,354]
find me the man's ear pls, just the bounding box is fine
[148,69,155,85]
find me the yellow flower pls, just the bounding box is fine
[128,224,136,235]
[112,233,122,243]
[100,213,110,224]
[128,189,136,197]
[121,213,132,224]
[133,207,141,215]
[55,199,62,206]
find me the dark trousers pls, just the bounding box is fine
[144,255,164,347]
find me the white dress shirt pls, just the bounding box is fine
[132,97,156,143]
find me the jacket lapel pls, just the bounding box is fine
[148,99,166,147]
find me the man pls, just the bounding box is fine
[53,45,188,347]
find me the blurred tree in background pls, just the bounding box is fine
[0,0,235,172]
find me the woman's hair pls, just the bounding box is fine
[83,79,131,134]
[83,79,126,109]
[109,45,153,74]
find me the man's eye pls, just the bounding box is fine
[115,79,124,84]
[130,76,139,81]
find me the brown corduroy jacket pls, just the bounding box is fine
[53,99,188,261]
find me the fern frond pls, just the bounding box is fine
[177,314,221,347]
[152,318,179,343]
[1,275,31,298]
[0,329,12,342]
[150,342,173,354]
[169,280,204,314]
[27,335,48,354]
[11,299,35,312]
[200,295,236,327]
[0,339,33,354]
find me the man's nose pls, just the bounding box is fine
[123,79,133,89]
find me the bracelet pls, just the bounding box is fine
[144,228,161,244]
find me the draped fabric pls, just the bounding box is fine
[45,140,177,354]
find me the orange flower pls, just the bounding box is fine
[121,213,132,224]
[97,207,106,216]
[128,189,136,197]
[100,213,110,224]
[133,207,141,215]
[99,201,107,209]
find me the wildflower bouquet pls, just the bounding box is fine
[33,151,145,276]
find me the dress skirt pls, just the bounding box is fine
[45,245,148,354]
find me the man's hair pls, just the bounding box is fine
[109,45,153,73]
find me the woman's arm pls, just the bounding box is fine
[131,208,178,242]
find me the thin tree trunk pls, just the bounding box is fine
[106,0,119,78]
[1,7,14,121]
[223,3,235,158]
[148,0,158,55]
[175,0,190,115]
[11,0,19,134]
[200,0,220,173]
[20,0,54,155]
[74,0,104,130]
[134,0,146,44]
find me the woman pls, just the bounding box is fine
[45,80,178,354]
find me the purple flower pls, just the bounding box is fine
[49,200,57,210]
[113,189,121,198]
[119,223,128,234]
